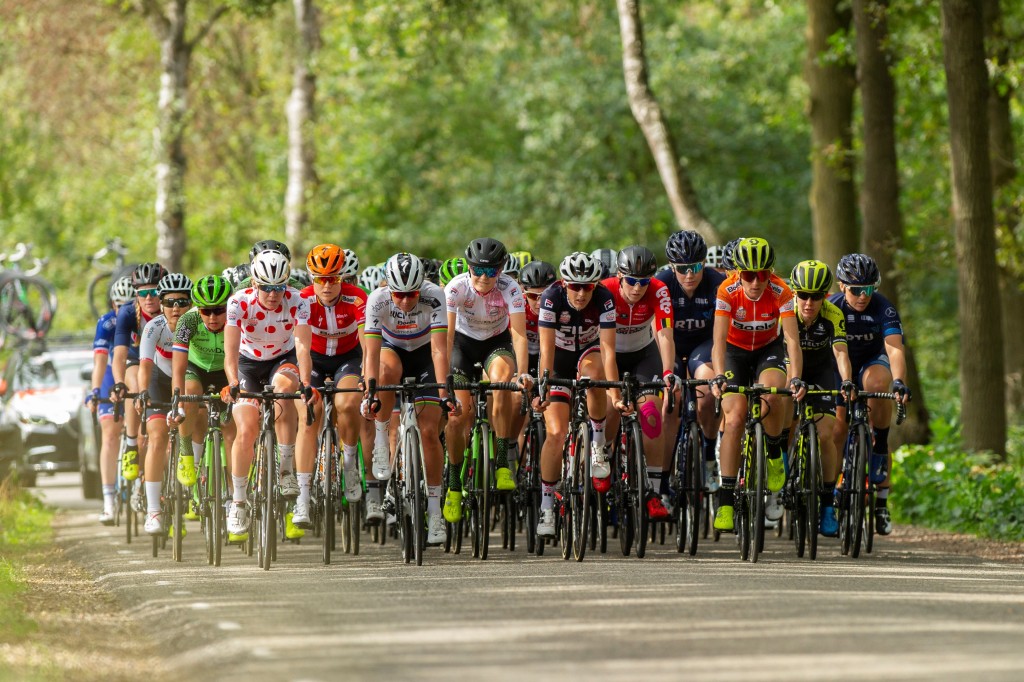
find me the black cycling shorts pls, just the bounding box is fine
[723,337,786,388]
[310,347,362,389]
[450,330,514,381]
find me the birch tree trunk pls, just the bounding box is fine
[284,0,320,259]
[615,0,720,245]
[806,0,858,268]
[941,0,1006,455]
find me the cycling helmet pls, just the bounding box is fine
[251,250,291,286]
[439,257,469,286]
[665,230,708,264]
[560,252,603,284]
[230,263,251,288]
[519,261,557,289]
[306,244,345,276]
[511,251,534,268]
[249,239,291,263]
[384,253,425,293]
[422,258,441,285]
[590,248,618,279]
[504,253,522,280]
[359,265,385,290]
[291,270,312,288]
[109,276,135,306]
[722,238,743,271]
[705,245,725,269]
[733,237,775,272]
[464,238,507,268]
[192,275,232,307]
[835,253,881,285]
[790,260,834,294]
[132,262,168,288]
[616,246,658,278]
[157,272,193,295]
[341,249,359,279]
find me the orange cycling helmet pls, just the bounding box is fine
[306,244,345,276]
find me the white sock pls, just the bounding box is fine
[145,481,162,515]
[297,473,312,504]
[342,443,358,468]
[427,485,442,514]
[541,482,555,511]
[192,440,203,458]
[126,436,138,448]
[590,419,606,447]
[279,444,295,474]
[367,485,382,503]
[374,420,390,448]
[232,476,248,503]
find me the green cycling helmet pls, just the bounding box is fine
[192,274,232,307]
[789,260,834,294]
[439,257,469,286]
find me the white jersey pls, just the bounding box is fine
[365,282,447,352]
[140,315,175,376]
[227,286,310,361]
[444,272,525,341]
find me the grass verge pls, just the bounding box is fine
[0,474,52,643]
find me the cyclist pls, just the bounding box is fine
[828,253,910,536]
[709,237,806,532]
[503,253,522,282]
[442,238,531,522]
[656,230,727,493]
[88,276,135,525]
[363,253,457,544]
[602,246,676,520]
[591,248,618,280]
[705,244,726,273]
[340,249,360,286]
[135,273,192,535]
[359,265,385,293]
[533,252,624,536]
[422,257,442,286]
[788,260,855,537]
[439,257,468,287]
[293,244,371,530]
[221,250,318,539]
[111,262,168,505]
[169,275,236,512]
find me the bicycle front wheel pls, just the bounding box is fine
[685,421,703,556]
[259,430,277,571]
[629,420,648,559]
[571,421,591,562]
[806,423,820,561]
[750,423,766,563]
[478,424,493,561]
[850,426,870,558]
[406,428,425,567]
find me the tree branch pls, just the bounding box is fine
[133,0,171,37]
[187,5,230,52]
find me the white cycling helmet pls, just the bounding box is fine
[384,253,425,293]
[341,249,359,279]
[359,265,385,290]
[157,272,193,295]
[560,252,603,284]
[109,276,135,306]
[251,250,291,286]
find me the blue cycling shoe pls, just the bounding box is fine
[819,505,838,537]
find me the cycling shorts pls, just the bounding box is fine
[186,363,228,394]
[550,344,600,403]
[616,342,662,399]
[674,338,714,379]
[723,337,786,388]
[145,369,173,421]
[381,341,440,403]
[310,347,362,389]
[450,330,514,381]
[237,349,300,397]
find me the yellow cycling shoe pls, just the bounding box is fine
[495,467,516,492]
[168,523,187,538]
[766,456,786,493]
[176,455,197,487]
[121,448,139,481]
[183,499,200,521]
[713,505,735,532]
[227,532,248,544]
[285,512,305,540]
[443,490,463,523]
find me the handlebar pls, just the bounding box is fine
[237,386,315,426]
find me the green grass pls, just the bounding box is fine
[0,475,52,642]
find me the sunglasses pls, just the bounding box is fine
[200,306,227,316]
[259,284,287,293]
[796,291,825,301]
[621,276,651,287]
[313,275,341,285]
[739,270,771,283]
[391,291,420,301]
[524,292,544,301]
[469,265,500,278]
[137,289,159,298]
[162,298,192,308]
[672,262,704,275]
[847,285,876,297]
[566,282,596,292]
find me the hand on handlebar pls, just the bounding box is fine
[300,382,321,406]
[788,377,807,402]
[710,374,728,399]
[891,379,911,404]
[441,394,462,418]
[220,383,239,404]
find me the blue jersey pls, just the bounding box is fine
[827,291,903,370]
[93,311,117,384]
[655,268,726,358]
[113,301,155,362]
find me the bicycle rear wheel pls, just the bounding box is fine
[571,421,591,562]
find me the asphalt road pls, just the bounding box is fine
[36,472,1024,681]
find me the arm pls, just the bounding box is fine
[599,326,622,406]
[224,325,240,388]
[654,325,676,377]
[833,342,853,385]
[710,315,729,396]
[884,334,907,385]
[112,346,128,387]
[429,331,452,404]
[781,316,802,382]
[171,346,189,397]
[446,310,457,362]
[509,311,530,378]
[294,325,313,387]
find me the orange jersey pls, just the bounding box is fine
[715,273,795,351]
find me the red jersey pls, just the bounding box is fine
[601,277,673,353]
[301,283,367,356]
[715,273,795,351]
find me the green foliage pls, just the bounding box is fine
[0,477,51,642]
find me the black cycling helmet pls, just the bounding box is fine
[836,253,881,286]
[465,238,508,268]
[722,237,743,271]
[616,246,658,278]
[519,261,557,288]
[249,239,291,264]
[131,262,168,288]
[665,230,708,264]
[422,258,441,285]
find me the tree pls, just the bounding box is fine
[941,0,1006,454]
[614,0,720,244]
[853,0,930,445]
[284,0,320,258]
[806,0,858,269]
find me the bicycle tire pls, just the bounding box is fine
[865,488,876,554]
[559,427,574,561]
[737,433,751,561]
[349,499,361,555]
[478,423,492,561]
[321,427,337,565]
[616,429,634,557]
[751,423,766,563]
[212,430,225,567]
[685,421,702,556]
[571,420,591,562]
[629,420,648,559]
[407,428,425,566]
[0,273,57,341]
[87,271,111,320]
[806,423,820,561]
[597,493,608,554]
[850,426,869,558]
[260,429,277,571]
[791,435,806,558]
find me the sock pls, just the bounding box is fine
[192,440,204,458]
[647,466,662,491]
[876,487,889,508]
[232,476,248,503]
[541,480,556,510]
[821,480,836,508]
[496,438,509,469]
[448,462,463,492]
[778,428,790,458]
[702,434,717,462]
[872,427,890,454]
[126,436,138,448]
[766,434,783,460]
[427,485,442,514]
[508,442,520,468]
[718,476,737,507]
[145,481,162,515]
[279,444,295,474]
[297,473,312,504]
[367,482,382,503]
[342,443,358,468]
[374,420,390,447]
[590,418,606,448]
[102,484,115,497]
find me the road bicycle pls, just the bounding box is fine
[667,378,711,556]
[0,243,57,346]
[513,385,545,556]
[131,393,182,560]
[86,237,131,320]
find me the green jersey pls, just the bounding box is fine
[173,308,225,371]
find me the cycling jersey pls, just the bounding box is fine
[140,315,175,376]
[827,292,903,370]
[602,276,673,353]
[655,268,725,357]
[173,308,225,372]
[365,282,447,352]
[715,273,795,351]
[525,303,540,356]
[300,283,367,356]
[226,286,310,361]
[796,299,847,369]
[93,311,116,357]
[113,301,156,361]
[444,272,525,341]
[537,282,616,352]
